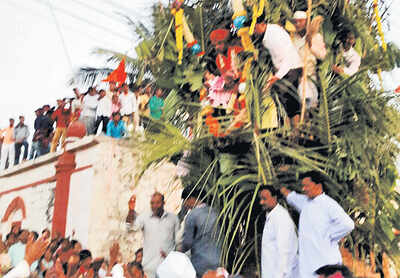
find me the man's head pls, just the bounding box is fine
[259,186,279,211]
[293,11,307,32]
[127,262,144,278]
[155,88,163,98]
[99,89,106,98]
[134,248,143,264]
[71,240,82,253]
[35,108,43,116]
[109,81,117,92]
[88,87,96,96]
[112,112,121,122]
[42,105,50,112]
[18,116,24,125]
[18,229,29,244]
[9,118,14,127]
[210,29,229,52]
[254,23,267,35]
[181,187,205,210]
[79,249,92,268]
[344,31,356,50]
[315,264,353,278]
[56,99,64,107]
[300,171,325,199]
[42,228,51,240]
[122,83,129,94]
[150,192,165,217]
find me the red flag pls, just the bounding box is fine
[102,59,127,87]
[395,85,400,93]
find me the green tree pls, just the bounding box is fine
[73,0,400,275]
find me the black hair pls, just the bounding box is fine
[259,185,281,199]
[71,240,80,249]
[152,192,165,202]
[135,248,143,256]
[127,262,144,276]
[299,170,326,186]
[315,264,353,278]
[42,228,50,235]
[112,112,121,118]
[32,231,39,241]
[181,187,206,201]
[79,249,92,262]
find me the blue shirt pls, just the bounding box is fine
[149,96,164,120]
[106,120,126,138]
[287,192,354,278]
[8,242,26,267]
[182,205,221,278]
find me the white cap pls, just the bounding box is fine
[156,251,196,278]
[293,11,307,20]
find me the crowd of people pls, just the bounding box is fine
[0,81,166,171]
[0,171,356,278]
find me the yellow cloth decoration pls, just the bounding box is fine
[172,8,184,65]
[373,0,387,52]
[285,20,296,33]
[249,0,265,35]
[261,96,278,129]
[237,27,255,52]
[231,0,246,19]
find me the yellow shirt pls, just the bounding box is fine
[0,126,15,145]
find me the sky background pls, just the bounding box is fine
[0,0,399,130]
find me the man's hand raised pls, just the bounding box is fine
[25,235,49,266]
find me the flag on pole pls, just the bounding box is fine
[102,58,127,87]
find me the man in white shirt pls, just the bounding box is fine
[280,171,355,278]
[332,31,361,76]
[81,87,99,135]
[127,193,180,278]
[292,11,307,51]
[259,186,298,278]
[95,89,112,134]
[254,22,303,128]
[119,83,137,129]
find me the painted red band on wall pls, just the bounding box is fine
[1,197,26,222]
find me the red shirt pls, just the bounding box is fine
[52,107,71,128]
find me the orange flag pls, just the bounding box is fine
[395,85,400,93]
[102,59,127,87]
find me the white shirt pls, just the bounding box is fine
[110,263,125,278]
[129,211,180,278]
[262,24,303,79]
[81,94,99,117]
[261,204,298,278]
[3,260,30,278]
[71,97,83,113]
[97,96,112,117]
[287,192,354,278]
[119,92,137,116]
[342,47,361,76]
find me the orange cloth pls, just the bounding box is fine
[0,126,15,145]
[102,59,127,87]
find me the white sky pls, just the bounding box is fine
[0,0,399,130]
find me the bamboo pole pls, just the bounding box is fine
[300,0,313,124]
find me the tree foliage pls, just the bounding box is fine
[73,0,400,275]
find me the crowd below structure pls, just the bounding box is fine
[1,0,399,276]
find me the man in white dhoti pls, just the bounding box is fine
[259,186,298,278]
[280,171,354,278]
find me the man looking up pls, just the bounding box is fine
[280,171,355,278]
[259,186,298,278]
[180,187,221,278]
[14,116,30,164]
[0,118,16,170]
[254,21,303,129]
[127,193,180,278]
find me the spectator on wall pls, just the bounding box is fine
[14,116,30,165]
